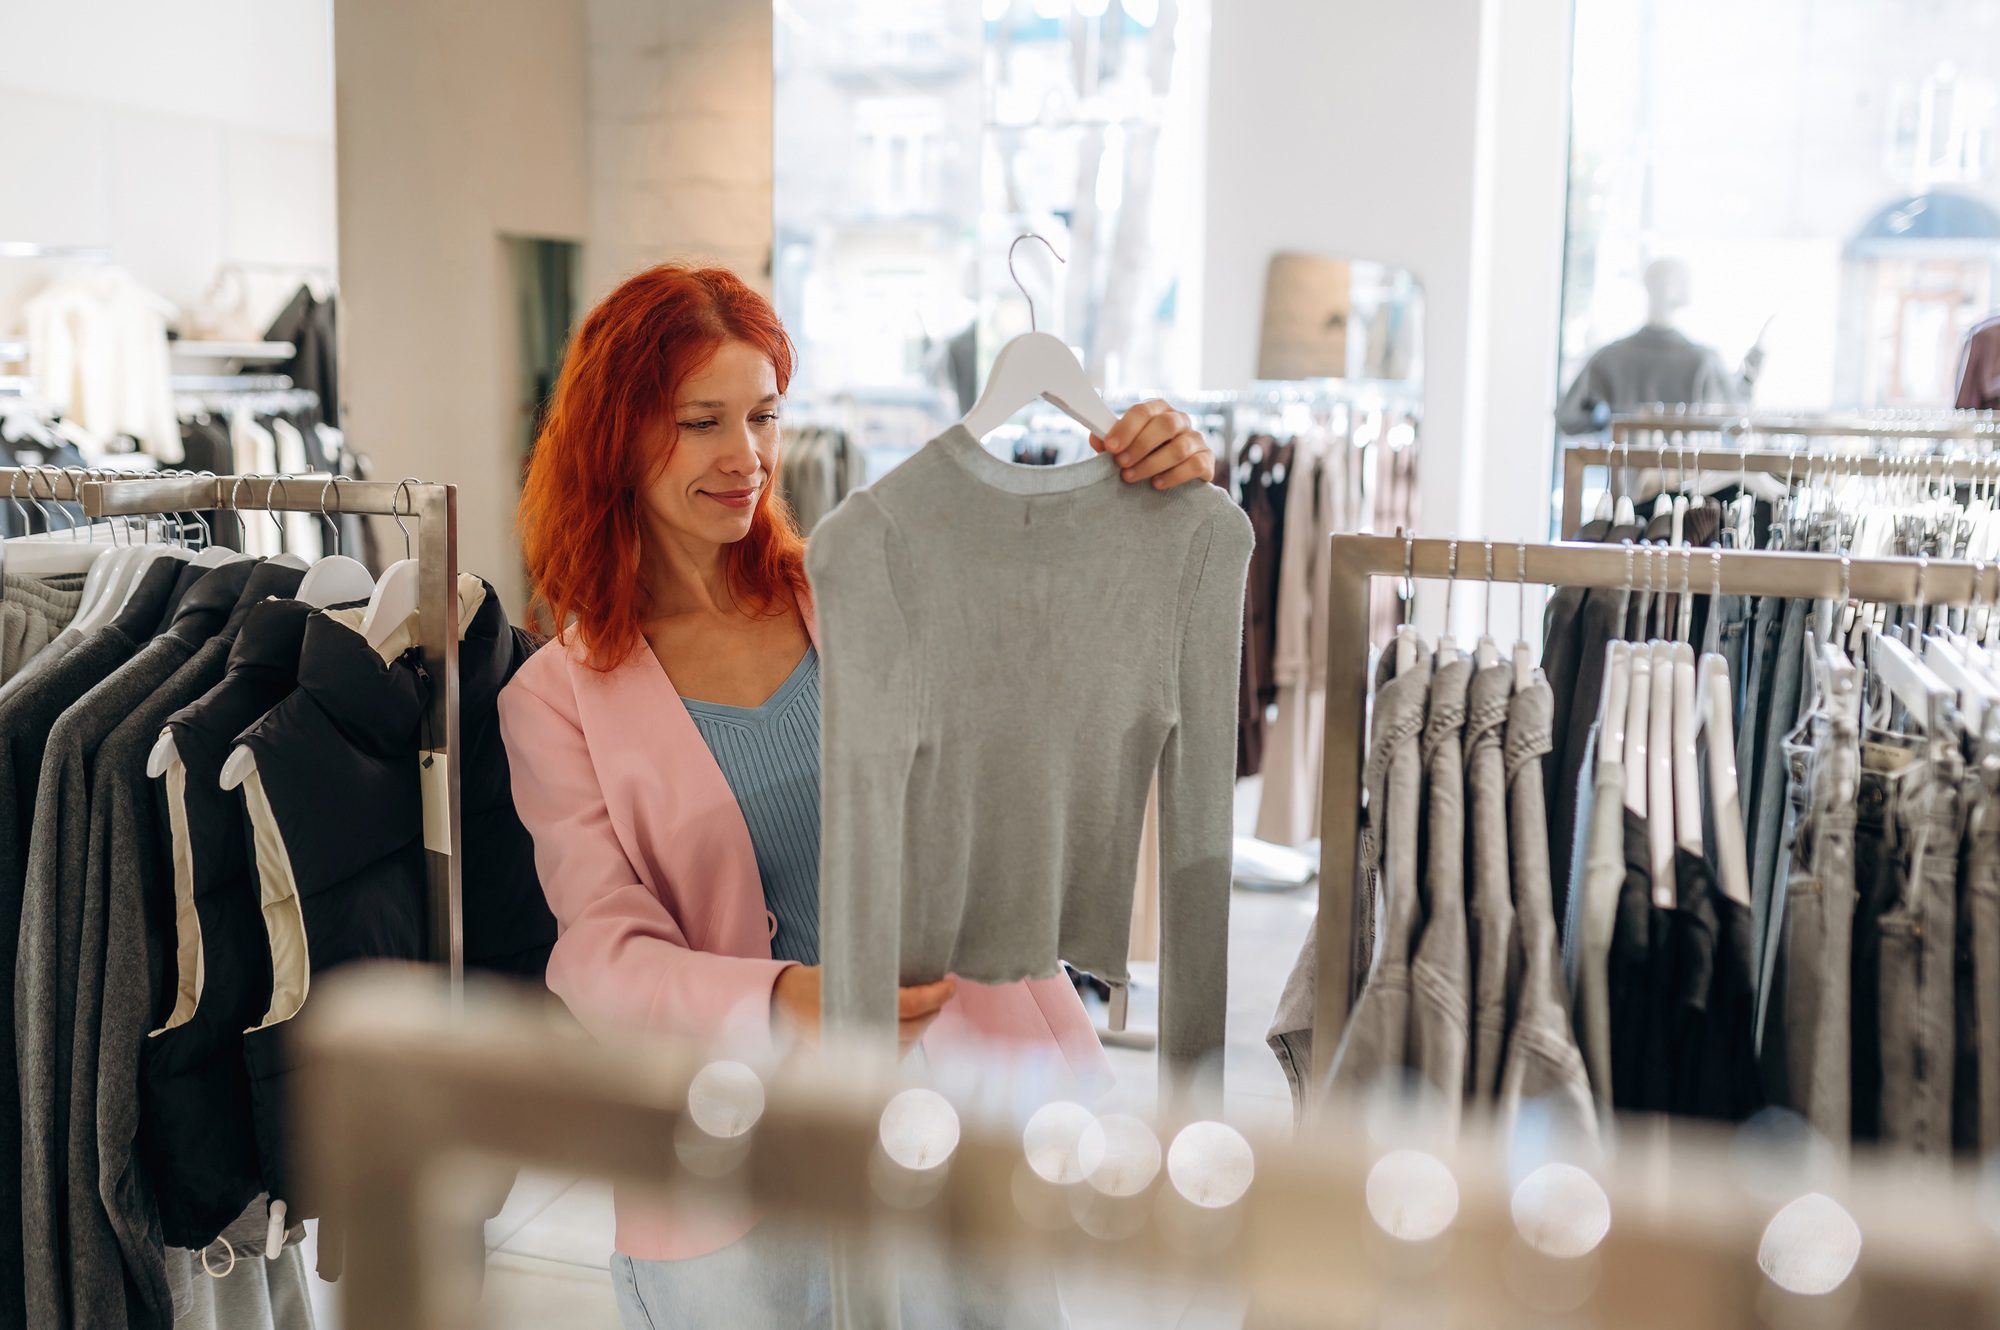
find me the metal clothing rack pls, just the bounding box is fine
[1604,409,2000,441]
[1559,441,2000,538]
[1312,533,2000,1093]
[296,966,2000,1330]
[1,468,466,987]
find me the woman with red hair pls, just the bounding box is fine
[498,263,1216,1326]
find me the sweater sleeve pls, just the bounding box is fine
[1157,499,1254,1071]
[807,491,917,1054]
[496,668,792,1047]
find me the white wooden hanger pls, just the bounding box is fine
[956,234,1118,441]
[1671,641,1702,854]
[360,480,422,647]
[1646,639,1676,905]
[1396,532,1420,675]
[296,477,376,608]
[1699,652,1751,906]
[1599,641,1632,770]
[1623,641,1652,818]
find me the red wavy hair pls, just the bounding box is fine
[518,263,807,669]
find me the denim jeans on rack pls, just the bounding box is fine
[1750,599,1813,990]
[1851,731,1962,1157]
[1956,714,2000,1153]
[1736,594,1786,857]
[1761,700,1860,1145]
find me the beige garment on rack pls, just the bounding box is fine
[1257,427,1351,846]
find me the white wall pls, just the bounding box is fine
[0,0,336,324]
[585,0,773,302]
[1205,0,1574,643]
[333,0,589,615]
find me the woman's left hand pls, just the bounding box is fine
[1091,399,1216,491]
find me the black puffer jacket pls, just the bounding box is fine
[232,577,551,1218]
[141,595,313,1249]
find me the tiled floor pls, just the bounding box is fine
[311,777,1317,1328]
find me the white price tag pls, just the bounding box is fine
[419,749,453,855]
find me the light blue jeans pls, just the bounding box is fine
[611,1224,1064,1329]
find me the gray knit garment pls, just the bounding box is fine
[807,424,1252,1070]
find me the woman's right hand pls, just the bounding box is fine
[772,965,957,1053]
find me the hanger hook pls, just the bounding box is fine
[8,469,26,530]
[1711,547,1722,603]
[1444,539,1460,636]
[1483,540,1495,637]
[394,478,420,560]
[318,475,343,557]
[1517,542,1529,642]
[1623,539,1635,593]
[1007,232,1065,335]
[266,477,291,554]
[1916,551,1929,617]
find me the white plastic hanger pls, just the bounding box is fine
[1395,532,1420,675]
[359,479,423,646]
[1599,640,1632,770]
[1670,639,1702,850]
[1623,641,1652,818]
[1646,639,1675,906]
[956,235,1118,441]
[296,476,376,608]
[1699,652,1751,906]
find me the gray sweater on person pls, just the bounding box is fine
[807,424,1252,1071]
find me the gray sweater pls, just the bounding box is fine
[807,424,1252,1070]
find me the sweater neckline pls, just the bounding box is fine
[934,423,1119,496]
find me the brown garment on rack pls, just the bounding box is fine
[1237,436,1294,777]
[1957,316,2000,410]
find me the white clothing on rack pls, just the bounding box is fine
[22,267,183,462]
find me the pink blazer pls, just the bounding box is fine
[496,608,1110,1259]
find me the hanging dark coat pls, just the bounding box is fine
[18,557,254,1330]
[77,560,304,1330]
[140,595,312,1251]
[232,577,549,1220]
[0,556,181,1330]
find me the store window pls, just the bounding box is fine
[1559,2,2000,419]
[773,0,1209,461]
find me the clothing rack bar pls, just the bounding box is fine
[77,473,465,990]
[0,241,113,261]
[1560,442,2000,537]
[1607,410,2000,440]
[1314,533,2000,1098]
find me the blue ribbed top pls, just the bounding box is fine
[681,647,823,966]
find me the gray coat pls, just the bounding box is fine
[1464,661,1516,1103]
[0,557,182,1330]
[74,561,299,1330]
[1310,635,1431,1107]
[1497,672,1596,1139]
[18,559,249,1330]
